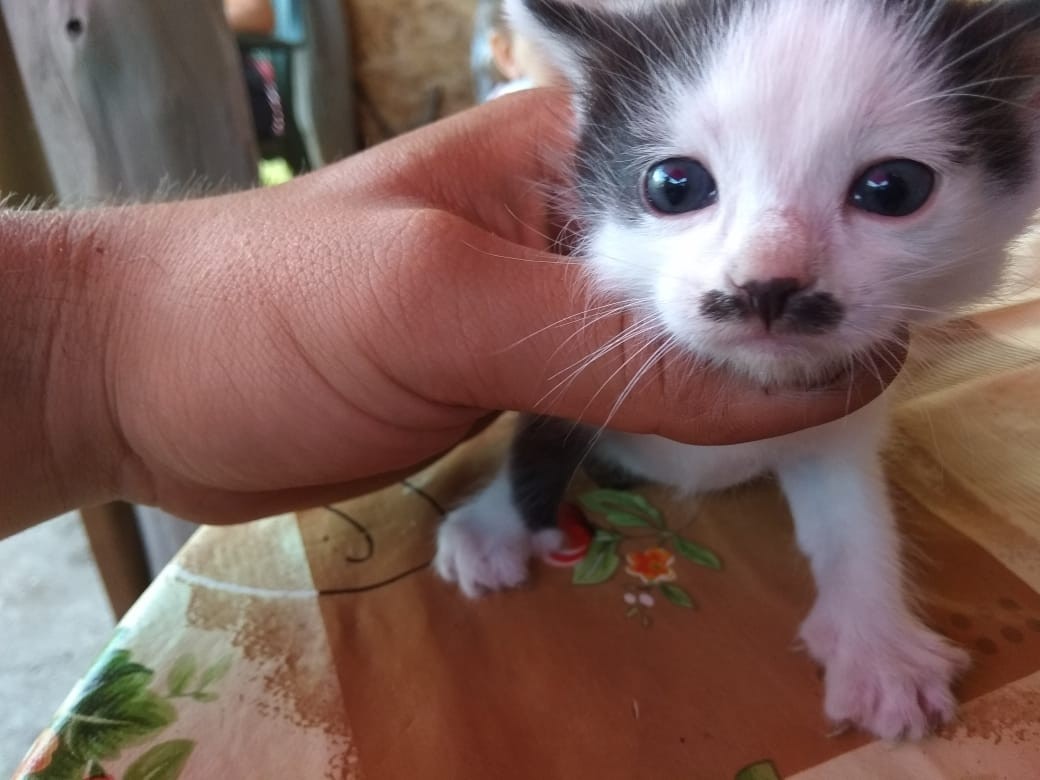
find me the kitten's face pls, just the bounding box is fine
[512,0,1040,384]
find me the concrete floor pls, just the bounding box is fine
[0,513,114,776]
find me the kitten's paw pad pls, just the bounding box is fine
[822,627,970,740]
[434,507,533,598]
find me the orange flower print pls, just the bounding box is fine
[625,547,677,584]
[15,727,58,776]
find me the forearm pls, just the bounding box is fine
[0,208,128,533]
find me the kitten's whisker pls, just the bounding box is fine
[583,335,678,459]
[903,92,1035,113]
[501,202,568,250]
[494,300,637,353]
[843,353,856,418]
[605,337,677,426]
[544,316,665,416]
[850,349,885,396]
[536,314,663,409]
[459,240,584,266]
[919,0,1003,61]
[549,316,661,385]
[541,305,657,373]
[932,10,1040,79]
[925,74,1036,96]
[855,302,950,318]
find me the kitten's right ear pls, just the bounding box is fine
[505,0,617,90]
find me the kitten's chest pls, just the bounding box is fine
[595,432,781,493]
[594,400,887,494]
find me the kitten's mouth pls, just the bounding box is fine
[698,322,908,392]
[755,331,908,393]
[802,363,851,390]
[757,361,850,393]
[710,332,850,386]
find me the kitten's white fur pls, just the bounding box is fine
[592,0,1035,384]
[437,0,1040,740]
[434,472,563,598]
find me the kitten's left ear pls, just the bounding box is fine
[505,0,648,93]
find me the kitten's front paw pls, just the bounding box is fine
[801,608,970,740]
[434,505,533,598]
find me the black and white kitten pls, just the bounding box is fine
[436,0,1040,739]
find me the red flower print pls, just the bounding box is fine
[15,727,58,776]
[543,503,593,567]
[625,547,677,584]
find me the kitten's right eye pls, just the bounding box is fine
[645,158,717,214]
[849,159,934,217]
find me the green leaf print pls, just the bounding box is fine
[673,535,722,570]
[573,531,620,585]
[659,582,695,609]
[579,489,662,526]
[124,739,196,780]
[735,760,782,780]
[61,649,176,761]
[165,655,196,696]
[605,512,651,528]
[196,655,233,690]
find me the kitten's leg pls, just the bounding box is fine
[778,453,970,740]
[433,468,536,598]
[582,450,646,490]
[434,416,591,597]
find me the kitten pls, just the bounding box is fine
[435,0,1040,739]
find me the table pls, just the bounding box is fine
[14,289,1040,780]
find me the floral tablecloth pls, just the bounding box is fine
[15,247,1040,780]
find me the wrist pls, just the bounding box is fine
[0,207,133,528]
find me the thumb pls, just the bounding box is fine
[405,220,902,446]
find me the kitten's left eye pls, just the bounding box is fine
[849,159,934,217]
[645,158,718,214]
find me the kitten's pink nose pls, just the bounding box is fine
[736,211,819,287]
[739,277,808,329]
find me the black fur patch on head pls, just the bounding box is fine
[523,0,748,221]
[890,0,1040,190]
[528,0,1040,218]
[530,0,1040,205]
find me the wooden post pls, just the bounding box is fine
[0,0,258,202]
[0,13,53,199]
[79,503,152,620]
[296,0,357,164]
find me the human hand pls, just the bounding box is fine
[6,89,902,529]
